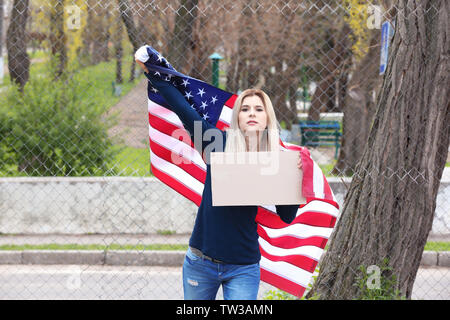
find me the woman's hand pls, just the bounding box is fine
[135,59,149,74]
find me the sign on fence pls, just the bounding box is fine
[380,21,395,75]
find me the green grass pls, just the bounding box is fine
[110,145,152,177]
[319,161,339,177]
[72,58,138,111]
[2,48,138,108]
[424,241,450,251]
[0,243,188,251]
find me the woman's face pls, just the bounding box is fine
[238,95,268,134]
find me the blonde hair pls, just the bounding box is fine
[224,89,280,153]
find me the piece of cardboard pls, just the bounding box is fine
[210,151,306,206]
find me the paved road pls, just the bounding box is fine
[0,265,447,300]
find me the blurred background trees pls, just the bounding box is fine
[1,0,389,176]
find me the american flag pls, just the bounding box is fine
[136,45,340,298]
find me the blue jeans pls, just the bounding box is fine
[182,247,260,300]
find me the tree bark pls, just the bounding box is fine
[118,0,144,51]
[308,23,352,121]
[167,0,199,74]
[225,0,253,93]
[80,0,94,66]
[0,0,3,56]
[333,31,381,176]
[189,11,211,81]
[49,0,66,79]
[266,0,298,128]
[6,0,30,91]
[113,9,123,84]
[308,0,449,299]
[117,0,145,82]
[0,0,3,83]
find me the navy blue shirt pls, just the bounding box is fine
[146,74,300,265]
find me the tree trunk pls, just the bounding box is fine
[333,31,381,176]
[117,0,145,82]
[225,0,253,93]
[308,24,352,121]
[167,0,199,74]
[114,10,123,84]
[80,0,94,66]
[308,0,449,299]
[0,0,3,83]
[267,0,297,127]
[49,0,66,79]
[0,0,3,55]
[225,53,240,93]
[6,0,30,91]
[91,5,109,65]
[118,0,144,50]
[189,13,211,81]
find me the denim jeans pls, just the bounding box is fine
[182,247,260,300]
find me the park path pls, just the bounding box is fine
[107,77,149,149]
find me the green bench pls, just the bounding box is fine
[299,120,342,159]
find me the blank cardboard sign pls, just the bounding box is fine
[210,151,306,206]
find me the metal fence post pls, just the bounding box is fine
[209,52,223,87]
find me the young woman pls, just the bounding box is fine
[135,46,303,300]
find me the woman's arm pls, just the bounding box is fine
[142,66,221,155]
[145,73,205,132]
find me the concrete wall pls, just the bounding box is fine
[0,177,198,234]
[0,177,448,236]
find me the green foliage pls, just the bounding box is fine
[0,107,18,174]
[424,241,450,251]
[355,258,406,300]
[263,289,298,300]
[112,145,152,177]
[0,69,118,176]
[343,0,371,60]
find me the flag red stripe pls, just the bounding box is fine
[257,225,328,249]
[294,211,336,228]
[306,197,339,209]
[299,148,315,198]
[260,267,306,298]
[216,119,230,131]
[256,208,336,229]
[149,112,195,149]
[149,139,206,184]
[259,245,318,273]
[150,162,202,206]
[282,142,302,151]
[224,95,237,108]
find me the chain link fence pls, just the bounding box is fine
[0,0,448,299]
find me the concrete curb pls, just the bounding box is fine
[0,250,448,267]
